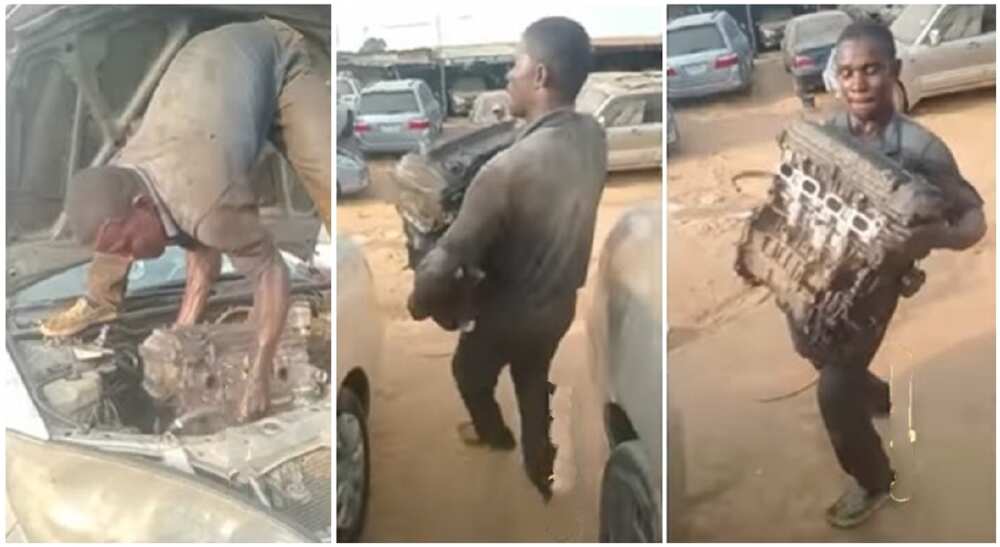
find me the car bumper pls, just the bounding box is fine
[357,137,425,155]
[667,76,744,99]
[337,165,369,196]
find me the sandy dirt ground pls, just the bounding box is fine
[337,122,661,541]
[667,53,995,540]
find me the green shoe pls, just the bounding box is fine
[39,297,119,338]
[825,483,890,529]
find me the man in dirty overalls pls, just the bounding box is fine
[40,18,331,423]
[792,22,985,527]
[407,17,607,499]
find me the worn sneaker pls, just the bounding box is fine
[825,483,890,528]
[39,297,119,338]
[456,421,516,451]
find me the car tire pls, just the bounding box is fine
[893,82,909,113]
[598,441,660,542]
[336,389,370,543]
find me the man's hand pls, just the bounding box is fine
[238,359,271,423]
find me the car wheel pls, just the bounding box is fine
[598,441,660,542]
[336,389,370,542]
[893,82,909,113]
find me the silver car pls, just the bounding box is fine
[354,79,444,154]
[337,75,363,114]
[336,235,384,542]
[584,203,663,541]
[824,4,996,112]
[666,101,679,149]
[667,11,755,99]
[337,145,369,197]
[782,11,852,92]
[577,71,663,172]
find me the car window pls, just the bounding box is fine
[576,86,609,114]
[642,93,662,124]
[417,84,435,109]
[794,14,852,47]
[933,5,984,42]
[891,4,941,45]
[602,97,645,127]
[723,17,742,43]
[359,90,420,115]
[667,24,727,56]
[337,80,354,96]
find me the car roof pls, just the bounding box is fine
[362,79,423,93]
[583,71,663,96]
[666,11,724,30]
[789,9,851,26]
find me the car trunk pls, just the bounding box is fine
[667,25,736,89]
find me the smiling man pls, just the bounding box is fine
[39,18,331,423]
[794,21,986,528]
[408,17,607,499]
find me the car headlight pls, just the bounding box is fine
[6,430,314,542]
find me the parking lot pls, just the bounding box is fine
[337,118,661,541]
[667,52,995,540]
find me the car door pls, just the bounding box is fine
[913,5,991,95]
[602,94,656,171]
[724,15,753,67]
[418,83,442,130]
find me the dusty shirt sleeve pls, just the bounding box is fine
[195,205,283,281]
[916,137,984,220]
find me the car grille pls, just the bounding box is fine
[263,448,332,540]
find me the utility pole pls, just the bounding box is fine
[435,15,447,107]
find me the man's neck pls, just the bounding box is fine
[848,108,895,139]
[522,96,574,125]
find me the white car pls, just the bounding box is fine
[335,235,384,542]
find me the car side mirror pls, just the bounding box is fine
[928,28,941,46]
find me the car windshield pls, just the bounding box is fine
[759,6,794,23]
[891,4,940,45]
[794,14,852,46]
[575,87,610,114]
[11,246,310,307]
[359,90,419,115]
[337,80,354,96]
[453,77,487,92]
[667,24,726,57]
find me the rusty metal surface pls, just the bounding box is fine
[392,120,517,267]
[138,302,326,433]
[735,119,947,351]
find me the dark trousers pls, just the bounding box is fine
[451,296,575,484]
[787,283,900,493]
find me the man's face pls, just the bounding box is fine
[93,200,168,260]
[506,43,540,118]
[834,37,899,122]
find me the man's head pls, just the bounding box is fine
[506,17,593,119]
[834,21,901,123]
[65,166,169,259]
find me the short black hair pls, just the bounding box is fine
[522,17,593,101]
[836,21,897,62]
[65,166,146,245]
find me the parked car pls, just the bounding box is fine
[576,71,662,172]
[825,4,996,112]
[838,4,903,25]
[666,101,679,150]
[448,74,489,116]
[756,5,797,50]
[336,235,384,542]
[782,10,852,93]
[337,145,369,197]
[353,79,445,155]
[469,89,513,125]
[582,202,663,542]
[666,11,755,99]
[337,74,363,114]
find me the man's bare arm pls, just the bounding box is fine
[176,246,222,326]
[241,245,290,422]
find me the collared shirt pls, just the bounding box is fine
[412,107,608,318]
[825,110,984,220]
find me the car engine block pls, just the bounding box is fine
[735,120,948,352]
[393,120,517,268]
[139,301,327,432]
